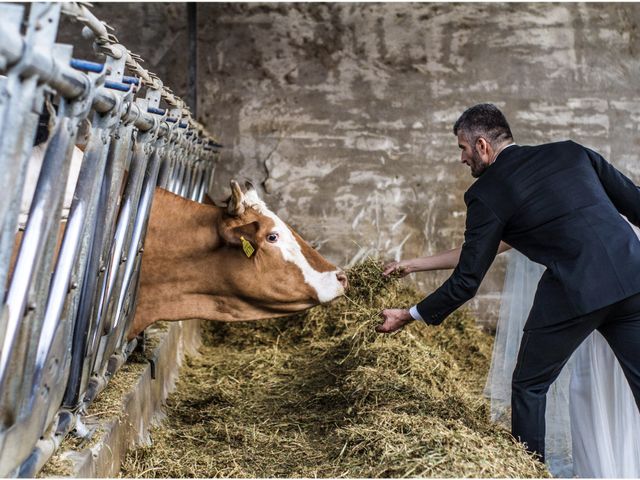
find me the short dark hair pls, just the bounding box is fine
[453,103,513,147]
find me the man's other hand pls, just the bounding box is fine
[376,308,414,333]
[383,260,411,277]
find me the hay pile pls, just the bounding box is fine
[121,259,549,478]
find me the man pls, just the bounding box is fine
[376,103,640,461]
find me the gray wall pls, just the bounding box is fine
[61,3,640,326]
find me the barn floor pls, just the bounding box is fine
[119,260,548,478]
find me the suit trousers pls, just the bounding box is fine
[511,291,640,462]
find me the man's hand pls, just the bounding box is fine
[376,308,414,333]
[382,260,412,278]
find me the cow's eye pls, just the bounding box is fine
[266,232,279,243]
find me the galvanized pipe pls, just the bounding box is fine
[61,3,111,43]
[156,147,172,188]
[112,144,164,345]
[26,130,111,430]
[199,161,215,202]
[0,4,60,304]
[85,123,135,355]
[0,76,41,303]
[181,161,194,199]
[189,163,203,201]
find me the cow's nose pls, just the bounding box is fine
[336,271,348,290]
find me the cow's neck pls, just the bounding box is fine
[132,188,232,337]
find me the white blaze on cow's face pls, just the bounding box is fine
[242,188,347,303]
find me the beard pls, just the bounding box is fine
[470,149,489,178]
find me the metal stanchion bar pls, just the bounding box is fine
[85,123,135,373]
[85,142,164,405]
[0,114,78,474]
[62,134,151,409]
[199,162,215,203]
[180,161,193,199]
[0,4,59,306]
[0,76,41,303]
[189,164,204,201]
[171,159,185,194]
[24,114,113,442]
[110,145,165,354]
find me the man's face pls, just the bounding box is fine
[457,133,490,178]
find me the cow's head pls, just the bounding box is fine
[131,180,347,338]
[216,180,348,310]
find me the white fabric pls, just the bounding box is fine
[409,305,423,321]
[484,218,640,478]
[570,331,640,477]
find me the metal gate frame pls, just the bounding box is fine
[0,3,221,476]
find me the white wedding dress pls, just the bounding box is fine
[484,219,640,478]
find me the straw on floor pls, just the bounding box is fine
[120,258,548,478]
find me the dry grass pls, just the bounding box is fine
[120,259,548,478]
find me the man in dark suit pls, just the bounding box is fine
[377,103,640,461]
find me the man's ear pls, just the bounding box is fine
[475,137,490,157]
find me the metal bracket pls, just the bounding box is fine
[11,4,61,79]
[134,97,161,145]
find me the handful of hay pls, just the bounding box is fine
[121,259,549,478]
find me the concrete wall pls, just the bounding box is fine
[60,3,640,326]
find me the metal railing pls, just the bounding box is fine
[0,3,220,476]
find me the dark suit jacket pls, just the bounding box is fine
[416,141,640,329]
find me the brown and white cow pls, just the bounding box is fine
[132,180,347,338]
[16,146,347,340]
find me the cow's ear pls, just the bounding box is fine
[227,180,245,216]
[220,221,262,250]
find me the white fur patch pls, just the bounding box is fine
[243,190,344,303]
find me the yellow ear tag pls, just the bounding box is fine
[240,236,255,258]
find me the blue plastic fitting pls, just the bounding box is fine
[122,76,140,86]
[104,80,131,92]
[148,107,166,116]
[70,58,105,73]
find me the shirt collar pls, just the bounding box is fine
[494,142,517,163]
